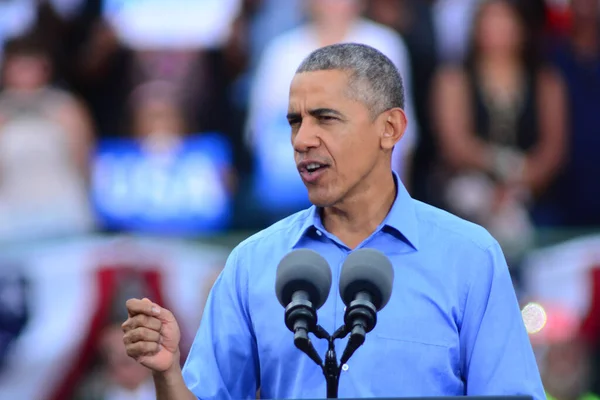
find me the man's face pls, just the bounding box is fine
[287,70,383,207]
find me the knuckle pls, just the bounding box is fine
[140,342,151,353]
[141,328,154,341]
[123,331,135,344]
[141,298,152,308]
[125,298,136,309]
[140,329,151,341]
[133,314,147,327]
[146,317,159,330]
[130,329,140,341]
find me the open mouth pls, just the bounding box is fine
[305,162,327,173]
[298,161,329,182]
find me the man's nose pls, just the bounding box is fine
[292,122,320,153]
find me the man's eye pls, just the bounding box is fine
[320,116,337,122]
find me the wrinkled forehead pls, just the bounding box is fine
[288,69,355,112]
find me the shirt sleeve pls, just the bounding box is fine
[182,247,259,400]
[460,241,546,400]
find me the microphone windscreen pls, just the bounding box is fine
[275,249,332,310]
[339,249,394,310]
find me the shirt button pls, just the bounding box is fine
[342,364,349,371]
[315,230,322,236]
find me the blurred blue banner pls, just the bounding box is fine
[91,133,233,235]
[253,115,311,214]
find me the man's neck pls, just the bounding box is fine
[321,170,397,249]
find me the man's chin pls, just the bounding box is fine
[307,191,337,208]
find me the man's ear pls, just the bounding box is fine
[380,108,407,150]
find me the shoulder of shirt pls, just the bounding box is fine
[230,208,313,255]
[412,199,498,252]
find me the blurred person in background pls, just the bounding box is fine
[245,0,419,220]
[366,0,441,206]
[75,322,156,400]
[91,81,235,235]
[73,271,161,400]
[129,82,190,153]
[226,0,305,179]
[0,35,95,242]
[432,0,567,261]
[538,0,600,227]
[101,0,238,138]
[245,0,304,71]
[431,0,483,64]
[128,81,237,203]
[70,17,135,138]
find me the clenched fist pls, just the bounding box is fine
[122,298,181,373]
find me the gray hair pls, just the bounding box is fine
[296,43,405,117]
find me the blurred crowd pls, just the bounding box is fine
[0,0,599,399]
[0,0,598,241]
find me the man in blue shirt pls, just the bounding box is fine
[122,43,545,400]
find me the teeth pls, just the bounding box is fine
[307,163,321,171]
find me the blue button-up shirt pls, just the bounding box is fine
[182,174,545,400]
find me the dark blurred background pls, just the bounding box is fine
[0,1,598,399]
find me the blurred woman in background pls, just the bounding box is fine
[0,35,95,242]
[432,0,567,260]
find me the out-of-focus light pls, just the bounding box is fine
[522,302,547,334]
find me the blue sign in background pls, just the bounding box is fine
[91,133,233,235]
[252,115,311,213]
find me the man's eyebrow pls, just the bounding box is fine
[286,108,345,121]
[308,108,344,118]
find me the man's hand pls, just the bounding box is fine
[122,298,181,372]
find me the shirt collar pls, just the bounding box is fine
[291,171,420,250]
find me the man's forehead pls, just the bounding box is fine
[288,70,351,110]
[290,69,350,90]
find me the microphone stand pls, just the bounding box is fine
[294,324,364,398]
[287,294,377,398]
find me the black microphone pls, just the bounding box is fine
[275,249,332,364]
[338,248,394,364]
